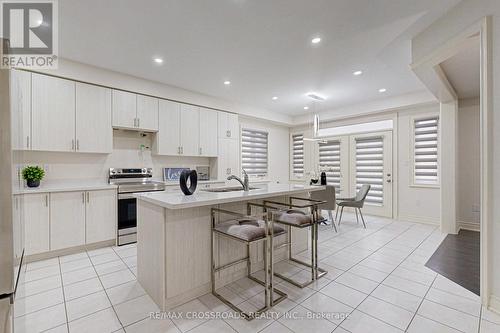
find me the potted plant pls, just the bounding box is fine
[22,166,45,188]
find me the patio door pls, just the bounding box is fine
[349,131,393,217]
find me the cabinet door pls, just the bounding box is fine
[227,113,239,140]
[199,108,218,157]
[136,95,159,131]
[31,74,75,152]
[13,196,25,259]
[180,104,199,156]
[76,83,112,153]
[112,90,137,129]
[217,138,240,181]
[85,190,117,244]
[50,192,86,250]
[155,100,181,155]
[10,70,31,150]
[23,194,49,255]
[218,112,239,139]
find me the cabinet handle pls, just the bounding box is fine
[199,147,202,155]
[26,136,29,149]
[45,194,48,207]
[181,147,183,154]
[226,130,230,138]
[76,139,80,151]
[86,192,90,203]
[137,118,140,128]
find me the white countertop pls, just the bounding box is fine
[13,179,117,195]
[135,183,325,209]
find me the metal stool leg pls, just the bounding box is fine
[358,208,367,229]
[338,206,344,225]
[328,210,337,232]
[355,208,359,224]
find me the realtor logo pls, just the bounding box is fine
[1,0,58,68]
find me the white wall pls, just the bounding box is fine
[290,103,442,223]
[457,98,481,228]
[397,105,441,224]
[412,0,500,306]
[239,116,290,184]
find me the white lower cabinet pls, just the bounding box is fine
[22,189,117,255]
[50,192,86,251]
[85,189,117,244]
[23,193,50,256]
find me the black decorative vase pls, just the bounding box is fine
[320,172,327,185]
[27,179,40,188]
[179,170,198,195]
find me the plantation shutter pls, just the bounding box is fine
[318,140,341,193]
[414,116,439,184]
[241,128,268,177]
[355,136,384,206]
[291,134,304,178]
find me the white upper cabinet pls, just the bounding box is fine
[112,90,136,129]
[32,74,76,152]
[155,100,181,155]
[180,104,200,156]
[10,70,31,150]
[76,83,112,153]
[50,191,86,251]
[112,90,158,131]
[136,95,159,131]
[218,112,239,139]
[199,108,218,157]
[85,189,116,244]
[218,138,240,181]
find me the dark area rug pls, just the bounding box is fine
[425,230,480,295]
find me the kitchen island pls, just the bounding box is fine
[135,183,324,310]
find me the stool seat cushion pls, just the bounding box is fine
[214,218,285,242]
[274,209,313,226]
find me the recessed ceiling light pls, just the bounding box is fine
[153,57,163,64]
[353,70,363,76]
[378,88,387,93]
[272,96,278,100]
[304,106,309,110]
[311,37,321,44]
[224,81,231,85]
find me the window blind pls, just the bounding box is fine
[291,134,304,178]
[318,140,341,193]
[414,116,439,184]
[355,136,384,206]
[241,128,268,177]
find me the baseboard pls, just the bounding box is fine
[488,294,500,314]
[25,239,116,263]
[457,221,480,232]
[397,214,440,226]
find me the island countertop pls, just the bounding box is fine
[135,183,325,209]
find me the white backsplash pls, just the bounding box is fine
[14,130,211,183]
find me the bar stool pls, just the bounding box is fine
[249,197,327,288]
[210,208,287,320]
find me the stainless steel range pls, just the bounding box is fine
[109,168,165,246]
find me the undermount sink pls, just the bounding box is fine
[202,186,259,193]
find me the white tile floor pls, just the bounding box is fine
[14,213,500,333]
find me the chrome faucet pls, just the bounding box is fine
[227,169,249,191]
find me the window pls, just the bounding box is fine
[355,136,384,206]
[318,140,341,193]
[291,133,304,179]
[413,116,439,185]
[241,128,268,178]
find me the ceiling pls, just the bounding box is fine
[58,0,461,117]
[440,35,480,99]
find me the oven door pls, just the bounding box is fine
[117,193,137,245]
